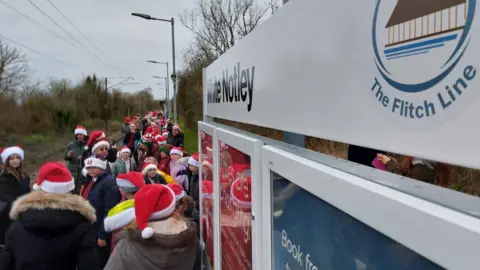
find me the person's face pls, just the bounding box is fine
[121,152,130,160]
[76,134,85,141]
[95,146,108,157]
[130,126,136,132]
[160,151,168,158]
[8,155,21,168]
[173,128,179,136]
[189,165,199,173]
[87,167,104,177]
[147,169,156,178]
[170,153,181,162]
[119,188,128,198]
[203,165,210,175]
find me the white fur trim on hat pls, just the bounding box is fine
[92,140,110,153]
[1,146,24,164]
[175,190,186,201]
[84,157,107,170]
[170,148,183,156]
[104,208,135,233]
[120,147,131,155]
[116,178,136,189]
[188,156,200,167]
[141,164,157,176]
[172,125,181,132]
[32,178,75,194]
[74,128,87,136]
[142,187,177,239]
[82,167,88,177]
[202,160,213,169]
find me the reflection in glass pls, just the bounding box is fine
[218,140,253,270]
[200,131,214,269]
[271,172,443,270]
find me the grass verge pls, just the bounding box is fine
[177,117,198,154]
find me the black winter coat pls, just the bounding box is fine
[188,173,200,210]
[0,191,100,270]
[167,132,184,148]
[82,172,121,241]
[0,172,30,245]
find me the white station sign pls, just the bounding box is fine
[204,0,480,169]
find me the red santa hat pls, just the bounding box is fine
[162,130,169,137]
[141,132,153,144]
[202,159,213,170]
[151,122,158,128]
[146,126,153,134]
[116,171,146,193]
[0,145,24,164]
[172,124,181,132]
[202,180,213,199]
[133,115,139,120]
[230,176,252,210]
[170,146,184,157]
[167,183,186,201]
[151,112,158,119]
[74,125,87,136]
[85,130,109,152]
[119,146,131,155]
[32,162,75,193]
[155,135,167,145]
[134,184,176,239]
[125,116,131,123]
[141,162,157,176]
[188,152,200,167]
[229,164,251,181]
[84,154,107,170]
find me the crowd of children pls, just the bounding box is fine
[0,110,203,270]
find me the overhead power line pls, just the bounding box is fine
[45,0,127,76]
[26,0,121,75]
[0,1,82,50]
[0,34,81,71]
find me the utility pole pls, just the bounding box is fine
[170,17,177,124]
[104,77,108,132]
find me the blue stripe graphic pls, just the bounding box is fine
[385,43,444,58]
[384,34,457,54]
[387,50,429,60]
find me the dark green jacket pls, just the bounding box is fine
[64,140,86,176]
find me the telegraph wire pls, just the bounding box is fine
[45,0,127,76]
[0,34,81,71]
[27,0,121,75]
[0,1,82,51]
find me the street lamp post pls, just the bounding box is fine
[148,61,170,117]
[133,12,177,123]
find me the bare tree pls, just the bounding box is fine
[180,0,279,55]
[0,41,29,94]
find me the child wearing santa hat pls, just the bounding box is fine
[104,184,198,270]
[141,162,167,185]
[144,156,174,184]
[82,130,118,175]
[0,162,99,270]
[116,171,146,201]
[81,154,121,268]
[169,147,190,191]
[156,144,172,175]
[166,123,184,148]
[110,146,137,180]
[0,145,30,245]
[187,152,201,206]
[65,125,87,190]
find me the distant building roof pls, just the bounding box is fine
[386,0,467,27]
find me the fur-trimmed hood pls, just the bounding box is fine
[10,191,96,225]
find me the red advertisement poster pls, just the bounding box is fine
[219,141,252,270]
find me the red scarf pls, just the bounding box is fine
[81,180,94,200]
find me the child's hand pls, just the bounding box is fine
[97,238,107,247]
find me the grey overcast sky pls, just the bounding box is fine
[0,0,197,100]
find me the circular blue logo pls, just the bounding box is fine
[372,0,475,93]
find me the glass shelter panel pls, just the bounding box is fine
[218,140,252,269]
[270,172,443,270]
[200,131,214,269]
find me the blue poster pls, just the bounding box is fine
[271,173,444,270]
